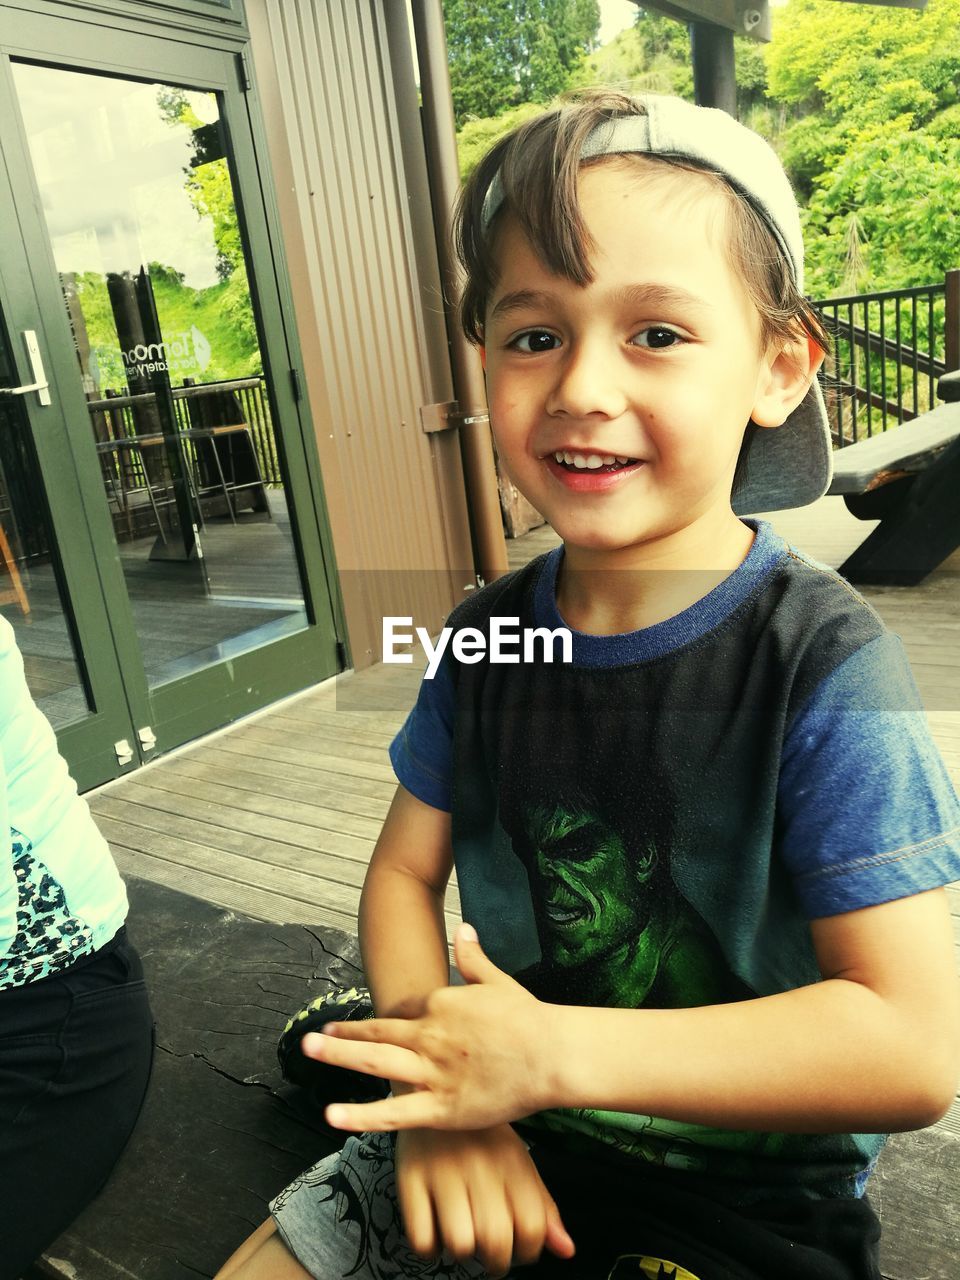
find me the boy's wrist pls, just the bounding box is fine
[534,1000,583,1114]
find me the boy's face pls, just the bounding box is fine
[483,162,789,565]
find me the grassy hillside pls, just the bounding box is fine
[75,263,261,394]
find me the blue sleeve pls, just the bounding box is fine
[779,632,960,917]
[388,656,456,812]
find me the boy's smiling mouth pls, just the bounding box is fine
[542,449,646,490]
[552,451,640,472]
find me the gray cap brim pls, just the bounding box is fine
[733,378,833,515]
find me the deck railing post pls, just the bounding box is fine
[945,269,960,372]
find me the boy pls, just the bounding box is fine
[219,91,960,1280]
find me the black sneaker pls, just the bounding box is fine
[277,985,389,1102]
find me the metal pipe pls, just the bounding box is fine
[409,0,509,584]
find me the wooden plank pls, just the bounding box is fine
[108,844,359,934]
[138,763,386,842]
[173,745,394,819]
[197,721,397,783]
[92,780,379,864]
[102,818,461,927]
[97,811,368,893]
[198,733,398,801]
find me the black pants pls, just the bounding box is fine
[526,1134,883,1280]
[0,927,154,1279]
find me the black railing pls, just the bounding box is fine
[811,270,960,446]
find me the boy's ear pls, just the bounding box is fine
[751,333,825,429]
[478,345,487,371]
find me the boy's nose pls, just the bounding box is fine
[544,342,629,421]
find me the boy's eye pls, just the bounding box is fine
[632,326,683,350]
[510,330,560,354]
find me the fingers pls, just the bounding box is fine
[432,1176,477,1266]
[311,1016,419,1047]
[453,922,512,987]
[505,1183,547,1269]
[396,1165,438,1260]
[543,1197,577,1259]
[463,1147,520,1278]
[324,1089,444,1133]
[506,1158,574,1266]
[301,1030,425,1089]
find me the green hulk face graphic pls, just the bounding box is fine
[511,795,753,1011]
[525,803,656,970]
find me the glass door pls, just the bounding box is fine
[0,6,342,786]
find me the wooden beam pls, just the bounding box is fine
[632,2,771,41]
[690,22,737,114]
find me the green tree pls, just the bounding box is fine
[764,0,960,294]
[443,0,600,125]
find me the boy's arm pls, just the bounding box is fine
[549,885,960,1131]
[356,784,574,1276]
[314,886,960,1135]
[357,782,452,1020]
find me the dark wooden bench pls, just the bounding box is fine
[30,877,350,1280]
[828,371,960,585]
[27,876,960,1280]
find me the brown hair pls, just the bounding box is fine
[453,89,831,492]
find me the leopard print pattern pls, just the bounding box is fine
[0,828,96,989]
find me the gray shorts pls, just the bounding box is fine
[270,1130,488,1279]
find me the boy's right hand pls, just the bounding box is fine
[395,1123,575,1278]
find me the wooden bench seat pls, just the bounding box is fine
[29,876,960,1280]
[821,394,960,586]
[828,400,960,497]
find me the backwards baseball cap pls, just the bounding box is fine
[478,94,832,515]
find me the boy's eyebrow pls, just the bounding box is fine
[489,283,714,322]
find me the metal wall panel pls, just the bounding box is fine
[247,0,475,671]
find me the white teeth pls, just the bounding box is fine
[553,451,637,469]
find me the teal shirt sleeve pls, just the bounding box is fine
[0,617,128,978]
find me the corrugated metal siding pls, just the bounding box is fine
[247,0,474,669]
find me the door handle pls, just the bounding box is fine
[0,330,51,406]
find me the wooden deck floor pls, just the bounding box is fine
[89,495,960,1129]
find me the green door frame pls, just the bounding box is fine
[0,0,347,790]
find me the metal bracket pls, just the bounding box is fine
[420,401,490,433]
[138,725,157,752]
[114,739,134,766]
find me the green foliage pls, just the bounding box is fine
[764,0,960,295]
[75,84,263,386]
[803,128,960,296]
[457,102,547,180]
[74,264,261,394]
[567,22,692,98]
[443,0,600,126]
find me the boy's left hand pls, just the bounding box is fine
[303,923,551,1132]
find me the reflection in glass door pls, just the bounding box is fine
[12,63,309,690]
[0,313,91,727]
